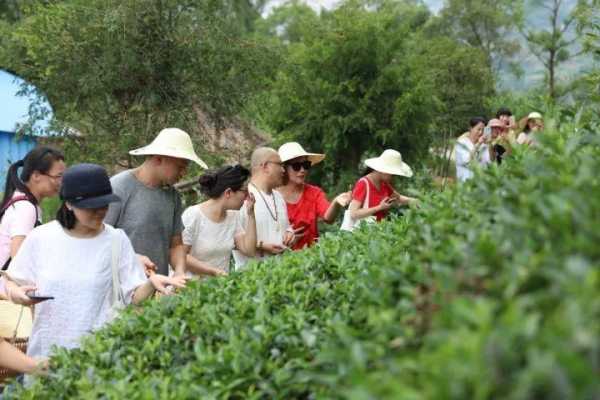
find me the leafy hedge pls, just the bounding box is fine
[6,121,600,399]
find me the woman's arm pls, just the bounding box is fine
[131,274,187,305]
[392,191,419,206]
[349,198,392,220]
[0,338,40,374]
[9,235,26,258]
[234,194,257,256]
[185,253,227,276]
[322,192,351,224]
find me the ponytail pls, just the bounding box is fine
[0,147,64,211]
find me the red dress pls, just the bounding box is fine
[351,177,394,221]
[285,184,330,250]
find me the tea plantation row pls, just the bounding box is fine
[6,124,599,399]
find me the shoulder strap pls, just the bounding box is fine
[360,178,370,210]
[0,195,40,228]
[111,229,124,306]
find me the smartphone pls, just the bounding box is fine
[27,293,54,302]
[483,126,492,138]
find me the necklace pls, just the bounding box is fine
[251,183,279,230]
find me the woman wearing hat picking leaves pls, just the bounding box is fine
[277,142,351,250]
[342,150,417,231]
[517,112,544,146]
[2,164,186,361]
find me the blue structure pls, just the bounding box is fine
[0,130,38,186]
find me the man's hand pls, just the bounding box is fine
[138,254,157,277]
[262,243,287,255]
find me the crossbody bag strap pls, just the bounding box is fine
[111,230,123,305]
[361,178,371,210]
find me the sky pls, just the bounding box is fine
[0,70,36,132]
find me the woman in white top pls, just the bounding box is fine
[182,165,257,276]
[3,164,186,359]
[0,147,65,300]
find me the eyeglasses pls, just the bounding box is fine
[42,173,63,181]
[288,161,312,172]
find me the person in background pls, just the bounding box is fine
[3,164,186,360]
[182,165,257,277]
[105,128,207,277]
[455,117,492,182]
[277,142,351,250]
[0,147,65,300]
[495,107,518,143]
[347,149,417,224]
[233,147,302,270]
[517,112,544,146]
[488,118,512,164]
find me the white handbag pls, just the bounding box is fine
[340,177,377,232]
[106,232,125,322]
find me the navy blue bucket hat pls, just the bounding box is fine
[60,163,120,208]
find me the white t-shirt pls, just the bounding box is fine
[0,191,42,267]
[455,136,491,182]
[5,221,146,358]
[233,184,289,269]
[182,206,244,274]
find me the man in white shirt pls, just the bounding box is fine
[455,117,492,183]
[234,147,301,269]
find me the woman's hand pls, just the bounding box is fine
[148,274,187,295]
[7,284,40,306]
[245,193,256,217]
[377,197,395,212]
[138,254,157,277]
[262,243,287,255]
[335,192,352,208]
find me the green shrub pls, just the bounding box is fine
[5,120,599,399]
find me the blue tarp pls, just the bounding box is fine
[0,130,38,187]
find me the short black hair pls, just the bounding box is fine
[496,107,512,118]
[469,117,486,128]
[198,164,250,199]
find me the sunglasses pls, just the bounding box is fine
[288,161,312,172]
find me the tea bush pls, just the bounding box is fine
[5,121,599,399]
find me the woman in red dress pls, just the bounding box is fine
[277,142,351,250]
[347,149,418,225]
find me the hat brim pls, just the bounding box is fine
[365,158,413,177]
[129,146,208,169]
[282,152,325,165]
[70,193,121,209]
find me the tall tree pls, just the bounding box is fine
[431,0,523,71]
[521,0,584,99]
[0,0,279,167]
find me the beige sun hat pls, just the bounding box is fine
[278,142,325,165]
[365,149,413,177]
[129,128,208,168]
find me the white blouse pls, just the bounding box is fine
[182,206,244,274]
[6,221,146,358]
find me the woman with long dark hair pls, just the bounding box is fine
[0,147,65,300]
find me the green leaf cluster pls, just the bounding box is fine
[4,112,599,399]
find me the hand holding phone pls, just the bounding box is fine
[27,292,54,302]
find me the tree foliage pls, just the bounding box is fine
[0,0,279,167]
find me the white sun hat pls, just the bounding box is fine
[365,149,413,177]
[129,128,208,168]
[278,142,325,165]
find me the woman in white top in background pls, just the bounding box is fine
[3,164,186,359]
[182,165,257,276]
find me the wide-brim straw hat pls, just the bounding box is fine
[365,149,413,177]
[129,128,208,168]
[278,142,325,165]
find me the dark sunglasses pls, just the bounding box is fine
[288,161,312,172]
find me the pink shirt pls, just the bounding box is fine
[0,191,42,267]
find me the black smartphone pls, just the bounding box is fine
[27,294,54,302]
